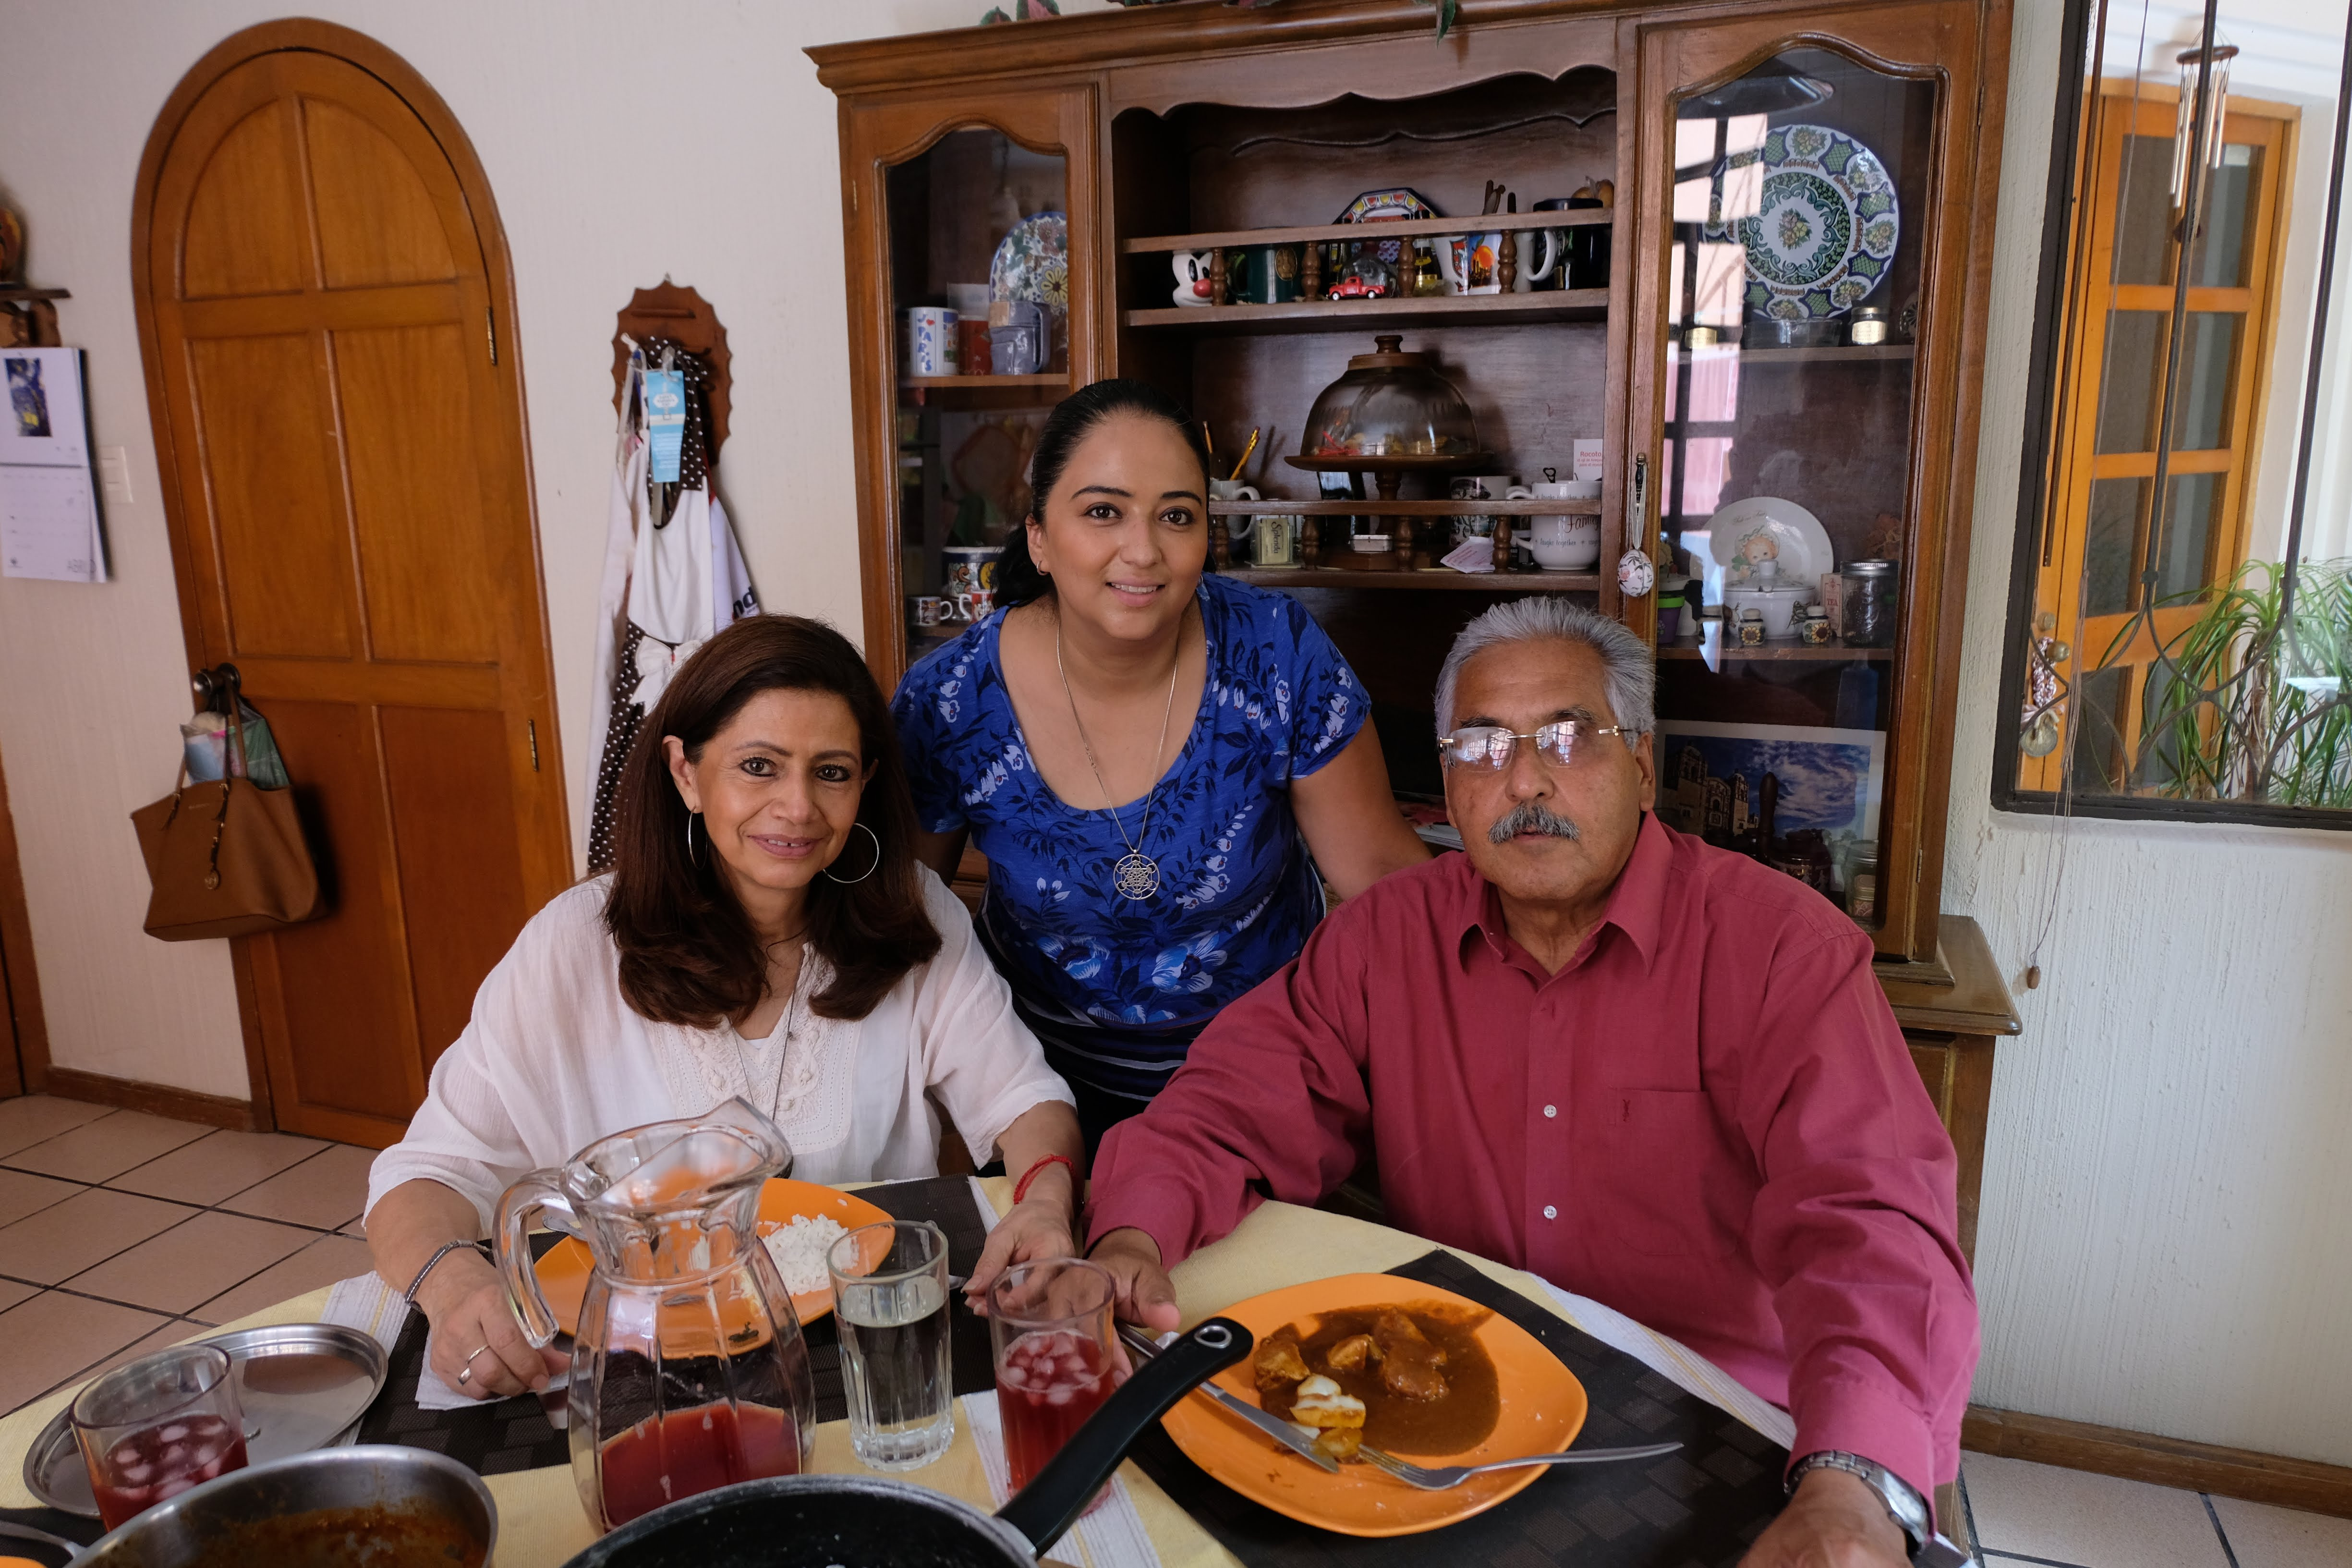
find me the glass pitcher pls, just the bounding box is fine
[497,1098,816,1533]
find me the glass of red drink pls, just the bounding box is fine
[988,1258,1125,1505]
[71,1344,249,1532]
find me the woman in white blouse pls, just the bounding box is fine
[366,616,1081,1401]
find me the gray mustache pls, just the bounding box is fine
[1489,801,1582,843]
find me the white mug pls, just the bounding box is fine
[1171,251,1215,308]
[902,306,958,377]
[1510,230,1565,292]
[1435,232,1506,295]
[1528,480,1601,571]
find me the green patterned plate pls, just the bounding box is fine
[1706,122,1898,321]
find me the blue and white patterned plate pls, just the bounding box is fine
[1706,123,1898,321]
[990,211,1069,311]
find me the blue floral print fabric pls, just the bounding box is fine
[891,574,1367,1099]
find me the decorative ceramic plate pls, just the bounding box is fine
[1157,1273,1588,1538]
[990,211,1069,312]
[1704,495,1835,587]
[535,1179,893,1333]
[1336,188,1440,265]
[1707,123,1898,320]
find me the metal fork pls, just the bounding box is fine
[1358,1438,1685,1490]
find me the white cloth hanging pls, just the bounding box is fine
[585,341,759,869]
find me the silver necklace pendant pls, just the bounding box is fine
[1113,851,1161,901]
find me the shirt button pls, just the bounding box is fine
[1543,1205,1558,1220]
[1543,1105,1558,1118]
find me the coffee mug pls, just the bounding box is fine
[954,588,996,622]
[1529,480,1602,571]
[913,596,946,628]
[1451,475,1529,545]
[1171,251,1214,308]
[1232,245,1300,305]
[903,306,958,377]
[944,545,1004,598]
[1435,232,1505,295]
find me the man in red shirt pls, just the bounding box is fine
[1088,599,1976,1568]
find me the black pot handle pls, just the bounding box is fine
[995,1315,1252,1555]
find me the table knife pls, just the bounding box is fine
[1118,1322,1340,1474]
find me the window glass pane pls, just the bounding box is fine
[2155,472,2219,601]
[2170,312,2239,450]
[2085,478,2147,616]
[2070,665,2133,793]
[2096,312,2164,452]
[2111,134,2173,287]
[2189,142,2263,287]
[2132,658,2188,791]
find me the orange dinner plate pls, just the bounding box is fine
[535,1179,895,1334]
[1161,1273,1588,1537]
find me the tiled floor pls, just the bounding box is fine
[1964,1451,2352,1568]
[0,1095,376,1418]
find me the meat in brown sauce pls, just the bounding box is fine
[1371,1306,1449,1401]
[1253,1324,1309,1390]
[1258,1301,1498,1459]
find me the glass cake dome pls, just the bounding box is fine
[1301,336,1481,459]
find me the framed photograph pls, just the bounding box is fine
[1652,720,1885,842]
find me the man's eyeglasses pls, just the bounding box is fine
[1437,720,1628,772]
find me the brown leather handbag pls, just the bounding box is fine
[131,708,324,941]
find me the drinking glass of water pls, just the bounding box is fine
[828,1220,955,1470]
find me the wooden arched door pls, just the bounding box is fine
[132,23,568,1147]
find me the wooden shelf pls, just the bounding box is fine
[1209,498,1601,516]
[1222,567,1604,591]
[1123,208,1613,255]
[1658,644,1895,661]
[1671,343,1916,365]
[1126,290,1608,334]
[898,374,1065,389]
[898,373,1067,408]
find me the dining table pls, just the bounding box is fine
[0,1175,1828,1568]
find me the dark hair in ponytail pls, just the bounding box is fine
[997,378,1214,608]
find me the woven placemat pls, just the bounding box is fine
[354,1175,998,1475]
[1125,1249,1790,1568]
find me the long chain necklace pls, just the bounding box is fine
[1055,610,1181,901]
[732,938,804,1119]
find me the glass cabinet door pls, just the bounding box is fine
[844,89,1095,687]
[1632,9,1990,960]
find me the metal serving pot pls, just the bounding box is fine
[74,1446,496,1567]
[563,1317,1251,1568]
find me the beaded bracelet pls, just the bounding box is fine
[1012,1153,1076,1206]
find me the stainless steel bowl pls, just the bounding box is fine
[76,1446,495,1568]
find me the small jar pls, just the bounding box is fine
[1685,324,1720,349]
[1735,608,1768,647]
[1848,307,1889,347]
[1798,604,1834,645]
[1847,840,1880,921]
[1840,559,1898,647]
[1656,587,1685,644]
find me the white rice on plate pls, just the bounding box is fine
[763,1213,850,1295]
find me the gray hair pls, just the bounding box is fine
[1433,597,1656,743]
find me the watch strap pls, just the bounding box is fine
[1788,1450,1931,1558]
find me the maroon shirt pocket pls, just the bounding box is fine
[1593,1087,1744,1258]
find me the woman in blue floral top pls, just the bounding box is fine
[894,381,1429,1151]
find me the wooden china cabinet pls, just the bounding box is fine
[812,0,2018,1259]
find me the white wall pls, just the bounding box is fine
[1955,0,2352,1466]
[2,0,2348,1466]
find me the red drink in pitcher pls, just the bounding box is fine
[87,1414,249,1531]
[995,1329,1117,1494]
[598,1402,800,1529]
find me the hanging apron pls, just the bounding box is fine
[585,341,759,871]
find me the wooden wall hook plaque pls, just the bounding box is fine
[613,281,732,464]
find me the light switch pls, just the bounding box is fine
[99,446,134,505]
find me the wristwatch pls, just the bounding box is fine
[1787,1450,1930,1560]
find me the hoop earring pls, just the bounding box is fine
[684,810,701,862]
[822,821,882,885]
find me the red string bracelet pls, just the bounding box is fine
[1013,1153,1076,1205]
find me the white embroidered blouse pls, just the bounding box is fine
[366,867,1074,1230]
